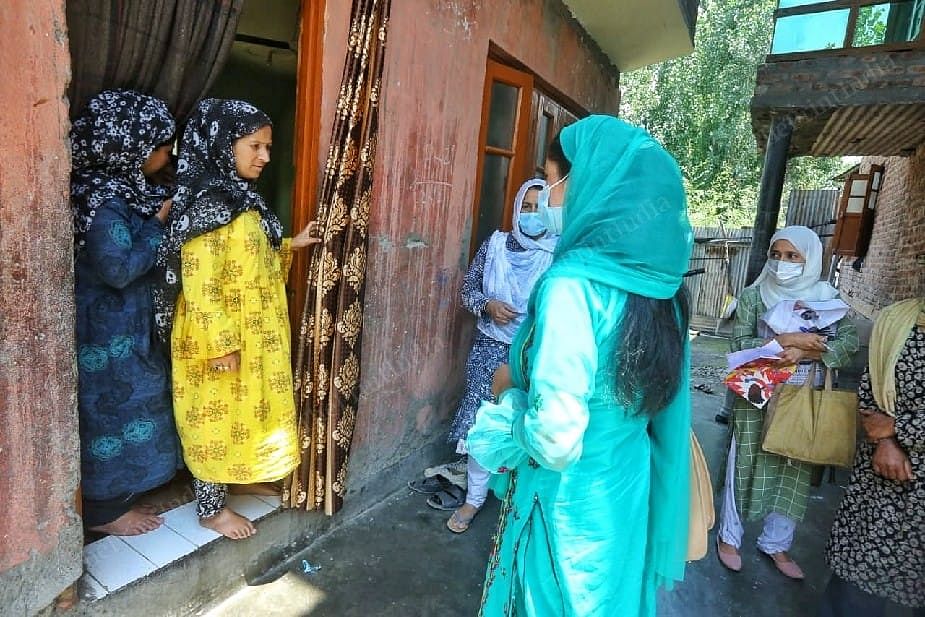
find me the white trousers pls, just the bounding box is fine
[719,436,797,554]
[465,455,490,509]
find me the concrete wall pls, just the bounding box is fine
[838,150,925,318]
[318,0,621,494]
[0,1,83,614]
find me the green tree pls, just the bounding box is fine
[620,0,847,228]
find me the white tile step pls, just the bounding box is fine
[80,494,282,601]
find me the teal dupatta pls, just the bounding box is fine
[469,116,694,616]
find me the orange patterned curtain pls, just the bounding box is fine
[284,0,391,514]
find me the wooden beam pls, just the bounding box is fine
[746,115,795,285]
[766,38,925,62]
[775,0,895,19]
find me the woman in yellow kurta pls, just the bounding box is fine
[154,99,318,539]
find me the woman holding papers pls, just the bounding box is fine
[716,226,859,579]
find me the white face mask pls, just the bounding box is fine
[538,174,569,235]
[768,259,804,282]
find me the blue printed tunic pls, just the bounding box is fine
[75,197,181,501]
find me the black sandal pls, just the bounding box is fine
[407,475,449,495]
[426,485,466,511]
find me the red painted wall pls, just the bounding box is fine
[0,1,82,612]
[316,0,621,489]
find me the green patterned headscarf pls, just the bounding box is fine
[544,115,693,300]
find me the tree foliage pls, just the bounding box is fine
[620,0,848,227]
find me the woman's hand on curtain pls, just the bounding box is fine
[872,438,914,482]
[208,351,240,373]
[292,221,322,249]
[860,409,896,442]
[485,300,517,325]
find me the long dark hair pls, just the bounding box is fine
[547,128,689,417]
[616,289,690,417]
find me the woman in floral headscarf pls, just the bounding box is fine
[71,89,181,536]
[156,99,318,540]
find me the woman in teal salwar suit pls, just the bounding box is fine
[467,115,694,617]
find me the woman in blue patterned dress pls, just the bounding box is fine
[432,179,557,533]
[71,90,182,535]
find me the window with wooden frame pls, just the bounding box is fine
[831,163,885,257]
[770,0,925,59]
[470,61,583,258]
[470,60,534,257]
[529,90,579,180]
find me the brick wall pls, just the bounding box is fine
[838,148,925,318]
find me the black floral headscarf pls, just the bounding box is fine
[153,98,283,341]
[70,90,176,251]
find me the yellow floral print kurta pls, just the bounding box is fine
[172,210,299,484]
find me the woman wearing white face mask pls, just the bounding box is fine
[716,226,859,579]
[537,138,570,235]
[420,179,559,533]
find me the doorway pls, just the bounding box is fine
[74,0,323,599]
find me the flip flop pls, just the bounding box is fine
[426,485,466,511]
[407,476,449,495]
[446,506,479,534]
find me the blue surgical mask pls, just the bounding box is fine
[768,259,804,282]
[538,174,569,236]
[519,212,547,237]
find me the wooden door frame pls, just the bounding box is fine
[832,170,869,256]
[469,59,534,258]
[289,0,326,329]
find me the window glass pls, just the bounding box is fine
[475,154,511,249]
[771,9,850,53]
[487,82,519,149]
[534,112,552,172]
[778,0,828,7]
[854,1,924,47]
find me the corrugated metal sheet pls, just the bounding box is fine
[785,188,839,230]
[785,188,840,277]
[813,104,925,156]
[685,226,751,332]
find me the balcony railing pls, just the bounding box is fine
[769,0,925,58]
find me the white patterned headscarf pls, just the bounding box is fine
[750,225,838,308]
[69,90,176,251]
[479,179,557,344]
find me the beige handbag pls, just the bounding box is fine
[762,366,858,468]
[687,431,714,561]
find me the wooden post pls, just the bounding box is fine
[745,114,795,285]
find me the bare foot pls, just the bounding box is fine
[89,510,163,536]
[199,507,257,540]
[229,482,281,497]
[131,502,159,514]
